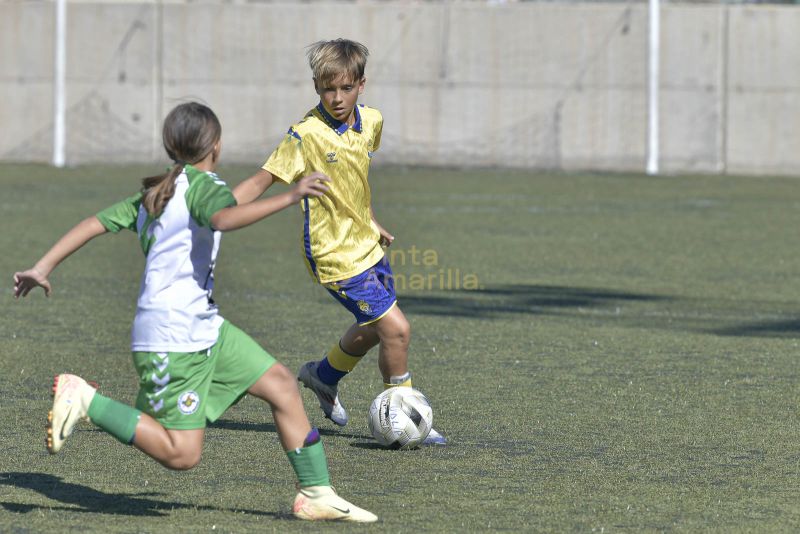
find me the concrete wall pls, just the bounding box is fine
[1,0,799,175]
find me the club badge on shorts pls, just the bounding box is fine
[178,390,200,415]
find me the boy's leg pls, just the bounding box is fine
[247,365,377,522]
[317,322,379,384]
[299,265,391,426]
[372,306,410,384]
[372,307,447,445]
[48,374,205,468]
[299,327,377,426]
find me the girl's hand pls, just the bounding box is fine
[13,267,52,298]
[291,173,331,203]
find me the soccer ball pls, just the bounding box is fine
[367,387,433,449]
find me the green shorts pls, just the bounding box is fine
[132,320,276,430]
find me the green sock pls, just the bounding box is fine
[286,435,331,488]
[87,393,141,445]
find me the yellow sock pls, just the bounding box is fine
[327,343,363,373]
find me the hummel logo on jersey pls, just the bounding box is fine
[326,152,338,163]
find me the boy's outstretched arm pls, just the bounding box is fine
[14,216,108,298]
[212,173,330,232]
[232,169,276,204]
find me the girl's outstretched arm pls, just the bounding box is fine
[212,173,329,232]
[13,216,108,298]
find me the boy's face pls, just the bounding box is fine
[314,74,365,125]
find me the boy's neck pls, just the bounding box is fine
[320,101,356,127]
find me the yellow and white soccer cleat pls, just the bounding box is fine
[46,374,96,454]
[292,486,378,523]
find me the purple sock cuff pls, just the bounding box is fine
[304,428,321,447]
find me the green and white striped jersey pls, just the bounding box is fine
[96,165,236,352]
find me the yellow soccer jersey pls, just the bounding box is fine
[263,103,385,284]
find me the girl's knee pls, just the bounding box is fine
[249,362,300,402]
[268,362,296,386]
[162,448,202,470]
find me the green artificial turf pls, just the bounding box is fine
[2,163,800,532]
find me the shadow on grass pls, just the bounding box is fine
[399,284,800,340]
[398,283,670,319]
[0,472,285,518]
[210,419,372,441]
[711,319,800,339]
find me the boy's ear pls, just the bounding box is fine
[358,76,366,95]
[313,78,320,95]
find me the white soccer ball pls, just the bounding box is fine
[367,387,433,449]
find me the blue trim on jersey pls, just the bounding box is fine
[288,127,302,141]
[315,103,362,135]
[303,197,318,278]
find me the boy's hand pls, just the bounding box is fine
[378,226,394,248]
[291,172,331,204]
[13,267,52,298]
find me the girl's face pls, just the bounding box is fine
[315,74,365,125]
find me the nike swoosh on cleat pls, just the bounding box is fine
[330,506,351,514]
[58,406,73,440]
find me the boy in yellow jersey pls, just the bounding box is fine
[234,38,445,445]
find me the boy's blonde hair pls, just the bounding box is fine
[306,39,369,85]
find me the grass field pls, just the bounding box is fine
[3,163,800,532]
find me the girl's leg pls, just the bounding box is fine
[246,363,377,522]
[132,418,204,470]
[48,373,204,470]
[246,362,310,450]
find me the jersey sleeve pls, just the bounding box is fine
[184,168,237,228]
[263,127,307,184]
[96,193,143,233]
[372,113,383,152]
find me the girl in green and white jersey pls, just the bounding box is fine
[13,102,376,523]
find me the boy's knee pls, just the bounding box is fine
[380,315,411,345]
[397,317,411,341]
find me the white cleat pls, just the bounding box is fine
[297,361,348,426]
[47,374,96,454]
[422,428,448,446]
[292,486,377,523]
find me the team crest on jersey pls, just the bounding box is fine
[178,390,200,415]
[357,300,372,314]
[326,152,338,163]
